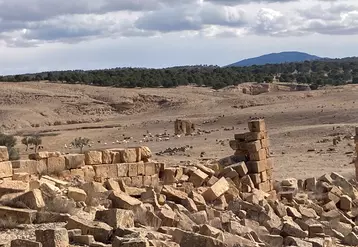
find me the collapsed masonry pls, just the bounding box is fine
[3,120,358,246]
[174,119,195,136]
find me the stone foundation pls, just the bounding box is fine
[174,119,195,135]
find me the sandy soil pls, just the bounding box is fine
[1,81,358,181]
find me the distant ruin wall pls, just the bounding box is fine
[10,146,161,188]
[174,119,195,135]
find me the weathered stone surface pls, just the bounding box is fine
[95,208,134,228]
[12,172,30,182]
[117,163,129,177]
[112,237,149,247]
[68,187,87,202]
[64,154,85,169]
[12,189,45,210]
[66,216,112,243]
[344,232,358,246]
[12,160,47,175]
[35,212,70,224]
[93,164,118,179]
[172,229,225,247]
[0,206,37,224]
[189,169,209,187]
[109,191,142,209]
[140,146,152,160]
[11,239,42,247]
[85,151,102,165]
[284,236,313,247]
[47,156,66,174]
[35,228,69,247]
[0,161,12,178]
[0,146,9,162]
[128,163,138,177]
[202,177,230,202]
[162,185,188,203]
[339,195,352,212]
[287,206,302,219]
[282,220,308,238]
[181,197,198,212]
[158,206,177,227]
[121,148,137,163]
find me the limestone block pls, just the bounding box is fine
[189,169,208,187]
[64,154,85,169]
[47,156,66,174]
[115,163,128,177]
[162,185,188,203]
[137,161,145,175]
[66,216,112,243]
[0,161,12,178]
[247,160,267,173]
[143,176,152,187]
[0,180,29,195]
[102,150,113,164]
[246,141,262,153]
[260,170,268,182]
[0,146,9,162]
[144,162,157,176]
[12,159,47,175]
[109,191,142,209]
[95,208,134,228]
[93,164,118,178]
[0,206,37,224]
[248,119,266,132]
[84,151,102,165]
[82,166,95,182]
[244,132,267,142]
[11,239,42,247]
[13,172,30,182]
[249,149,267,161]
[12,189,45,210]
[127,162,138,177]
[105,178,121,192]
[121,148,137,163]
[340,195,352,212]
[68,187,87,202]
[35,228,69,247]
[140,146,152,160]
[131,176,143,187]
[202,177,230,202]
[249,173,261,185]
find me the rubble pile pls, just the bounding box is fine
[1,120,358,247]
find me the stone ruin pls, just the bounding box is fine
[228,119,274,194]
[174,119,195,136]
[2,120,358,246]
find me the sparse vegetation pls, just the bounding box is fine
[21,137,31,151]
[71,137,90,153]
[1,57,358,89]
[0,133,19,160]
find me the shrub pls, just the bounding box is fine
[53,121,62,126]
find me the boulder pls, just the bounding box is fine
[35,228,69,247]
[95,209,134,228]
[12,189,45,210]
[67,187,87,202]
[202,177,230,202]
[109,191,142,209]
[66,216,112,243]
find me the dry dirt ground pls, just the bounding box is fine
[1,81,358,181]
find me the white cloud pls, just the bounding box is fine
[1,0,358,74]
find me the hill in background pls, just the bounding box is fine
[227,51,322,67]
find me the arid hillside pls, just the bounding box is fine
[1,82,358,180]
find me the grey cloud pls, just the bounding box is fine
[204,0,298,5]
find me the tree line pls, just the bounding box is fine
[1,57,358,89]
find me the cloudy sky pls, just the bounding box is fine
[1,0,358,75]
